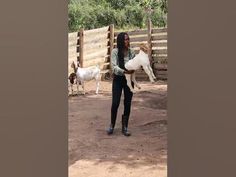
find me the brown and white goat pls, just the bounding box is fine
[68,60,78,95]
[71,61,101,95]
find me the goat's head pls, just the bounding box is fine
[139,43,149,54]
[68,73,77,84]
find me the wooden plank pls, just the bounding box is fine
[130,43,145,48]
[84,42,108,51]
[84,48,108,60]
[84,31,108,38]
[128,29,147,36]
[114,36,148,43]
[84,32,108,40]
[83,58,107,68]
[68,44,77,50]
[152,42,167,47]
[68,51,79,58]
[152,56,168,62]
[156,76,167,80]
[155,70,168,75]
[152,35,167,41]
[152,49,167,55]
[114,29,147,36]
[83,46,109,56]
[68,50,77,56]
[84,35,109,44]
[68,42,77,48]
[68,32,79,38]
[153,63,168,70]
[84,26,109,35]
[152,28,167,33]
[68,38,78,43]
[130,36,148,42]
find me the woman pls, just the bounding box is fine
[106,32,135,136]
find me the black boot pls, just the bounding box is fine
[107,124,114,135]
[107,111,118,135]
[122,115,131,136]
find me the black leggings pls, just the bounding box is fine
[110,75,134,126]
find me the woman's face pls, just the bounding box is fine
[124,34,130,49]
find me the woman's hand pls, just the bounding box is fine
[124,70,135,74]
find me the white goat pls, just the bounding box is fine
[124,44,156,92]
[71,61,101,95]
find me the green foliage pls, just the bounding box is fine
[68,0,167,32]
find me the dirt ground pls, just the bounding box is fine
[68,80,167,177]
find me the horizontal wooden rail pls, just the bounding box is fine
[152,28,167,33]
[152,35,167,41]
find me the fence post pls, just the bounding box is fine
[109,24,114,74]
[147,17,153,63]
[79,28,84,67]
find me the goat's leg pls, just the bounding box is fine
[81,81,85,95]
[143,66,155,83]
[68,82,72,96]
[76,79,79,95]
[95,75,100,94]
[147,65,156,80]
[71,84,74,95]
[95,79,100,94]
[125,74,135,92]
[131,72,141,89]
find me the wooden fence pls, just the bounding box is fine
[68,25,167,80]
[68,26,111,77]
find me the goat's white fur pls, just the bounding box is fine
[124,45,156,92]
[72,61,101,95]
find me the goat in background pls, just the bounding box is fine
[71,61,101,95]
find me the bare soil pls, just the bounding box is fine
[68,80,167,177]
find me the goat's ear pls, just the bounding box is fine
[71,61,75,68]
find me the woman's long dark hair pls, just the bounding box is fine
[117,32,129,70]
